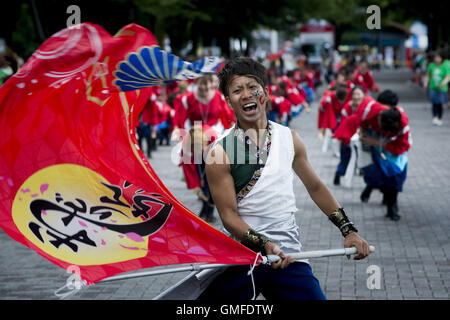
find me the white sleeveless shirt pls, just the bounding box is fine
[236,121,305,257]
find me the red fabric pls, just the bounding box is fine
[285,87,305,106]
[270,95,292,117]
[333,113,360,145]
[328,91,350,116]
[318,92,335,129]
[340,101,355,120]
[355,68,379,93]
[359,104,410,155]
[172,92,188,128]
[298,72,315,89]
[334,97,410,154]
[362,70,380,92]
[181,162,201,189]
[141,99,159,125]
[352,73,369,93]
[154,101,172,124]
[0,23,256,285]
[268,84,279,95]
[333,96,375,144]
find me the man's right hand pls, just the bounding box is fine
[264,241,295,270]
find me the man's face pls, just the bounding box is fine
[226,75,268,124]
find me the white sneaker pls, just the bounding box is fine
[432,117,439,125]
[436,119,443,126]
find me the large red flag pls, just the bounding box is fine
[0,23,256,285]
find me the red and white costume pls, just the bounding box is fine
[270,95,292,123]
[295,71,315,90]
[173,89,235,133]
[318,90,351,130]
[352,73,368,94]
[334,97,411,155]
[355,69,380,93]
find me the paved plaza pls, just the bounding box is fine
[0,69,449,300]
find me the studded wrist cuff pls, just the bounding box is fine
[328,207,358,237]
[241,228,270,253]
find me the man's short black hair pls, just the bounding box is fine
[377,90,399,107]
[218,57,268,97]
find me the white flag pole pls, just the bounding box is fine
[263,245,375,264]
[97,246,375,284]
[56,246,375,299]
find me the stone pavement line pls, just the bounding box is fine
[0,70,448,300]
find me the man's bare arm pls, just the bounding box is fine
[291,130,340,214]
[205,144,250,238]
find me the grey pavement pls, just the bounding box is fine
[0,69,449,300]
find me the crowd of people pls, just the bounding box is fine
[3,34,447,225]
[317,58,411,221]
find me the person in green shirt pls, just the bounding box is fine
[424,51,450,126]
[0,55,13,86]
[444,57,450,110]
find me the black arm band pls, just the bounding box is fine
[328,207,358,237]
[241,228,270,254]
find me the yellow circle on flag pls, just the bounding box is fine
[12,164,149,266]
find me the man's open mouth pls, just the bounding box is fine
[242,103,257,112]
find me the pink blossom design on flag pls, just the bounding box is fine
[40,183,49,195]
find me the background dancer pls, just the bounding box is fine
[336,89,411,221]
[330,85,355,185]
[360,90,411,221]
[355,60,380,95]
[185,125,217,223]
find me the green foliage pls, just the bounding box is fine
[4,0,446,59]
[11,3,40,59]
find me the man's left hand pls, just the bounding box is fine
[344,232,371,260]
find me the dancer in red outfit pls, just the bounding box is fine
[318,85,351,136]
[174,76,235,223]
[269,94,292,126]
[153,90,175,146]
[328,69,354,91]
[355,60,380,95]
[137,96,159,158]
[335,89,411,220]
[347,66,368,94]
[172,75,235,135]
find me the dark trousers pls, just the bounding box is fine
[199,198,214,219]
[197,262,326,301]
[381,186,398,206]
[137,124,156,157]
[432,103,443,119]
[336,143,352,177]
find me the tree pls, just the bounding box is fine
[132,0,211,51]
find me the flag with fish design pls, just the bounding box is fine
[0,23,256,285]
